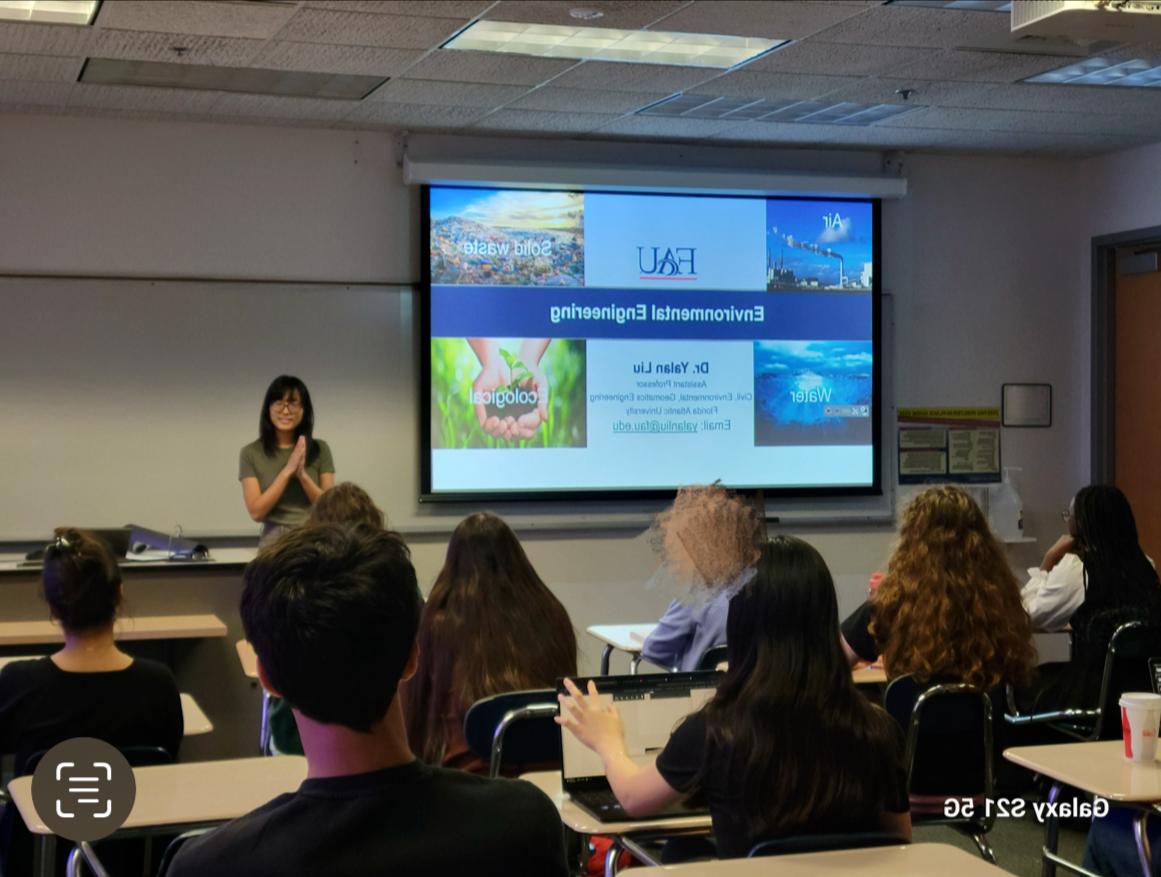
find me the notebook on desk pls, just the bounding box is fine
[558,672,719,823]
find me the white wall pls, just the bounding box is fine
[0,114,1091,673]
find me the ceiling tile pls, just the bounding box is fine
[965,82,1161,116]
[808,124,961,149]
[485,1,687,29]
[689,70,863,100]
[0,81,74,105]
[275,8,466,50]
[343,99,491,128]
[745,41,940,78]
[655,1,872,41]
[892,48,1072,83]
[61,105,212,124]
[69,83,223,113]
[0,21,92,55]
[0,53,82,83]
[547,61,717,93]
[91,30,266,67]
[400,50,578,85]
[810,6,1009,48]
[883,105,1161,137]
[365,78,529,107]
[209,93,358,120]
[508,86,670,114]
[96,1,298,40]
[587,114,742,140]
[303,1,492,17]
[471,107,618,133]
[816,76,996,108]
[703,119,834,145]
[249,42,422,76]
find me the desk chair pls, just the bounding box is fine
[749,832,910,857]
[156,828,212,877]
[885,677,997,864]
[66,842,110,877]
[1006,621,1161,741]
[463,689,559,778]
[697,644,728,672]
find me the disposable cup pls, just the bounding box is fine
[1120,692,1161,762]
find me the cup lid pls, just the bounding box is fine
[1120,693,1161,707]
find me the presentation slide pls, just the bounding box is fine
[425,185,877,497]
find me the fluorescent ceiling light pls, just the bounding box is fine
[80,58,386,99]
[0,0,98,24]
[443,20,786,68]
[1024,57,1161,86]
[640,93,926,125]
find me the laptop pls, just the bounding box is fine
[558,671,719,823]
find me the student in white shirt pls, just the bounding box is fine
[1023,494,1154,632]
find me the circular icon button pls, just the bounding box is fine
[31,738,136,842]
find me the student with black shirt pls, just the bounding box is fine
[558,535,911,859]
[168,523,568,877]
[0,528,183,875]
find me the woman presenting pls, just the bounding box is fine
[239,376,335,546]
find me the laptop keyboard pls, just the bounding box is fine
[571,789,627,819]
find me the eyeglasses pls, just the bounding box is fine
[270,400,303,413]
[1061,508,1073,522]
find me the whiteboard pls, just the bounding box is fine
[0,278,894,541]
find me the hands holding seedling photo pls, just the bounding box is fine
[468,338,551,441]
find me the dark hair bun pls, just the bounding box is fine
[40,528,122,632]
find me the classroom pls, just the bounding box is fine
[3,0,1161,875]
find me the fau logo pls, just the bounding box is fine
[637,246,697,280]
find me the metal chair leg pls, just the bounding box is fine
[970,832,999,866]
[1042,780,1064,877]
[1133,809,1152,877]
[604,839,621,877]
[259,690,272,755]
[599,644,613,676]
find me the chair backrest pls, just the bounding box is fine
[23,744,172,776]
[749,832,909,857]
[698,644,728,672]
[1094,622,1161,740]
[463,689,559,778]
[156,828,214,877]
[884,676,993,813]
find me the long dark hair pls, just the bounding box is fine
[40,528,122,633]
[1073,485,1161,621]
[259,375,318,464]
[404,513,577,765]
[701,536,900,839]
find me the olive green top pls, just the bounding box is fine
[238,438,334,526]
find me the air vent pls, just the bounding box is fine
[79,58,386,100]
[639,94,925,126]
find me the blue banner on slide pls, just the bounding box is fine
[430,286,872,341]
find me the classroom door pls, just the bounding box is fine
[1115,253,1161,559]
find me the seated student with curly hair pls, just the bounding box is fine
[169,524,567,877]
[840,486,1038,796]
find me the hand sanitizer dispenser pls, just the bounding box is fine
[990,467,1024,541]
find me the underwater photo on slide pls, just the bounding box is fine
[766,200,873,291]
[754,340,872,447]
[430,188,584,286]
[431,337,587,450]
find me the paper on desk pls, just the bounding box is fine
[122,550,172,562]
[629,629,652,645]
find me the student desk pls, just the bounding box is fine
[8,754,307,877]
[1004,741,1161,877]
[851,663,888,685]
[653,842,1011,875]
[522,770,712,877]
[235,640,273,752]
[0,615,227,646]
[587,624,658,675]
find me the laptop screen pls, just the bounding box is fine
[559,672,720,782]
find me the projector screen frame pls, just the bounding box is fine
[419,184,882,503]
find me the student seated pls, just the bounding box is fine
[0,529,183,875]
[559,535,911,859]
[403,512,576,774]
[266,481,388,756]
[169,524,567,877]
[1018,485,1161,714]
[640,592,728,672]
[839,488,1037,791]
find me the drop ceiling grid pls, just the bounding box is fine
[0,0,1153,157]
